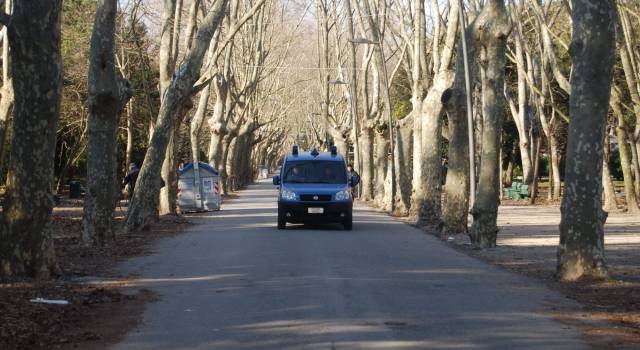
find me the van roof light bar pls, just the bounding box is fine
[292,144,299,156]
[330,145,337,156]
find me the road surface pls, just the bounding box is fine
[112,179,588,350]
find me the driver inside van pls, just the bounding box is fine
[322,166,337,183]
[288,166,306,183]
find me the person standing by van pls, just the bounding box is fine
[347,164,359,198]
[123,163,139,199]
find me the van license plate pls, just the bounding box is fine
[308,207,324,214]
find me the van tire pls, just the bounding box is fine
[343,213,352,230]
[277,211,286,229]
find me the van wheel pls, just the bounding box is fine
[277,212,286,229]
[343,213,352,230]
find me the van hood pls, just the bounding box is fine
[282,183,349,194]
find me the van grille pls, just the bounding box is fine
[300,194,332,201]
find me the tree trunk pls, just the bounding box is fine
[416,71,454,227]
[509,11,533,185]
[557,0,616,281]
[505,141,516,186]
[469,0,510,248]
[394,120,412,216]
[220,135,234,194]
[124,0,227,233]
[157,0,180,215]
[0,1,63,278]
[190,83,211,164]
[82,0,133,246]
[617,12,640,200]
[159,122,179,215]
[226,136,237,192]
[207,75,229,169]
[159,0,177,100]
[0,0,14,171]
[125,98,134,171]
[611,89,640,213]
[550,133,562,200]
[359,127,374,201]
[441,23,475,234]
[362,0,395,211]
[529,136,542,204]
[374,130,387,206]
[602,131,618,212]
[630,142,640,200]
[408,0,426,217]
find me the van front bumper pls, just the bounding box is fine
[278,201,352,223]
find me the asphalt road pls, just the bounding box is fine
[112,179,588,350]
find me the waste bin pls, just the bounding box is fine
[178,162,221,212]
[69,180,82,199]
[258,165,269,179]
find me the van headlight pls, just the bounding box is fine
[335,190,351,201]
[280,188,297,201]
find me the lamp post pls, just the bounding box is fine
[349,36,396,211]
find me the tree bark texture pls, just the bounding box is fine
[529,136,542,204]
[611,89,640,213]
[469,0,510,248]
[441,24,475,234]
[0,0,13,171]
[359,127,374,201]
[602,131,618,212]
[82,0,133,246]
[508,5,533,185]
[0,1,63,278]
[557,0,616,281]
[549,131,562,200]
[413,0,459,226]
[190,82,212,163]
[408,0,426,216]
[207,73,230,169]
[416,71,454,228]
[394,118,412,216]
[159,0,177,101]
[374,130,388,207]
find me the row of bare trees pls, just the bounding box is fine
[0,0,302,278]
[301,0,628,281]
[0,0,634,282]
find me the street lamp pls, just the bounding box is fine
[349,36,396,211]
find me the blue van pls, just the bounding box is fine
[272,145,359,230]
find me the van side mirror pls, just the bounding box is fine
[349,175,360,186]
[273,175,280,185]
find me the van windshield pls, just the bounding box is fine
[283,160,347,184]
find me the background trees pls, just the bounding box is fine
[0,0,637,282]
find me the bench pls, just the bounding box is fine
[503,182,529,200]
